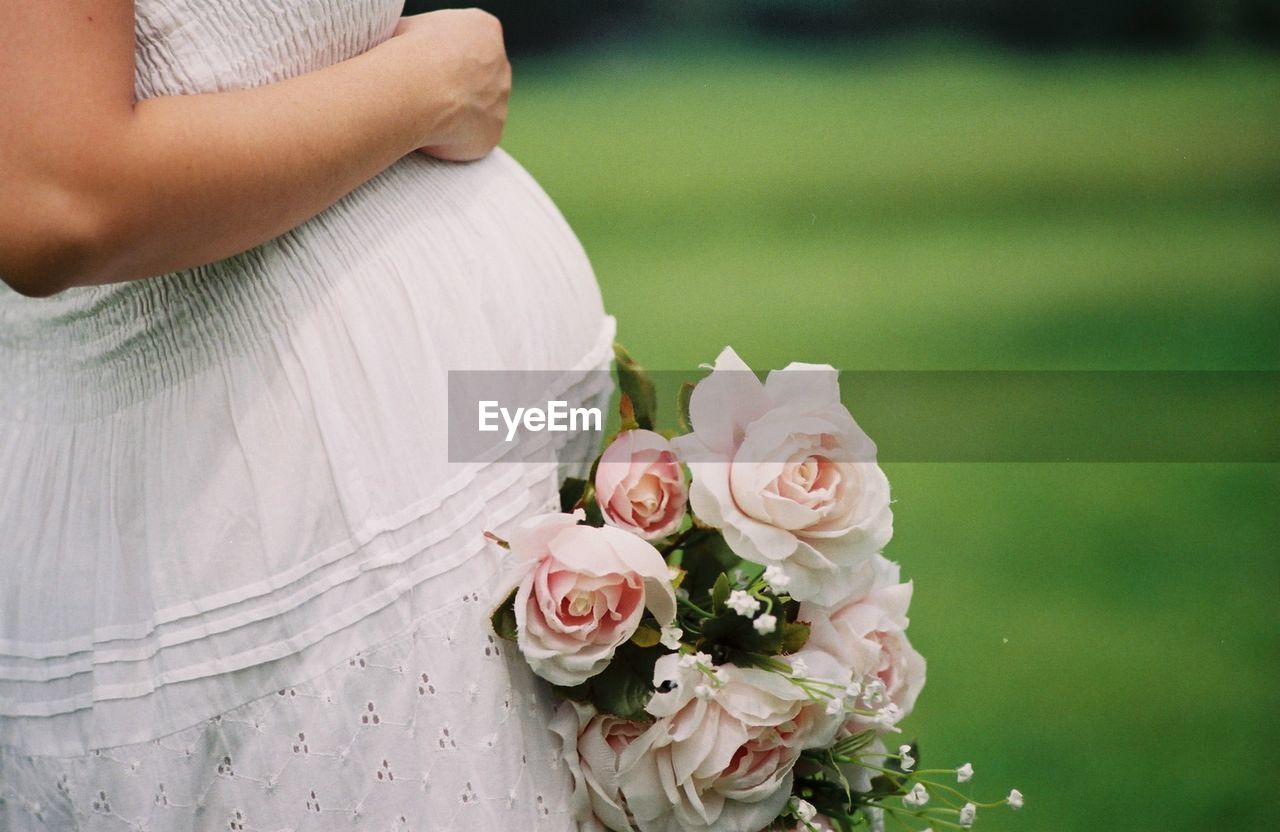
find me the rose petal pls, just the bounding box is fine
[763,362,841,412]
[685,347,771,455]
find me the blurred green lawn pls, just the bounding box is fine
[503,43,1280,830]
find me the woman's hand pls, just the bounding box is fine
[0,2,516,296]
[392,10,511,162]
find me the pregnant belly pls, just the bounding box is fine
[0,148,606,422]
[296,147,606,372]
[0,149,615,756]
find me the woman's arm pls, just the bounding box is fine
[0,3,510,297]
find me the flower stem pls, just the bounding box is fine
[677,596,714,618]
[661,525,713,556]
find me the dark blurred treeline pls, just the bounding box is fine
[404,0,1280,54]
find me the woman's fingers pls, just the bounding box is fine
[392,9,511,161]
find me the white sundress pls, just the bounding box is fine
[0,0,614,828]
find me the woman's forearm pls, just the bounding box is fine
[101,35,453,286]
[0,7,509,296]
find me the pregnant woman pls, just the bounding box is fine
[0,2,612,829]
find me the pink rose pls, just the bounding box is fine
[496,511,677,686]
[595,429,687,541]
[672,347,893,605]
[800,556,926,730]
[549,700,646,831]
[615,654,843,832]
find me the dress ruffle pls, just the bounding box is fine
[1,0,614,761]
[0,145,615,754]
[0,317,613,755]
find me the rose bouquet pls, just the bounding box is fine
[489,346,1022,831]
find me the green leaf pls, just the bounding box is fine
[699,609,783,660]
[698,609,758,662]
[681,532,740,603]
[559,477,588,513]
[613,343,657,431]
[581,494,605,527]
[631,624,662,648]
[828,748,856,808]
[676,381,696,433]
[590,642,661,720]
[692,590,809,661]
[832,728,878,758]
[735,559,766,585]
[780,619,811,653]
[867,773,906,799]
[710,572,732,614]
[489,588,519,642]
[618,394,640,433]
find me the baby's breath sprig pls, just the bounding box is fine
[788,742,1023,832]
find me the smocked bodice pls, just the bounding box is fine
[0,0,611,758]
[133,0,400,97]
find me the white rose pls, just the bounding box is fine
[800,556,926,729]
[549,700,646,831]
[615,654,844,832]
[672,347,892,605]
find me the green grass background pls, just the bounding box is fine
[503,43,1280,830]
